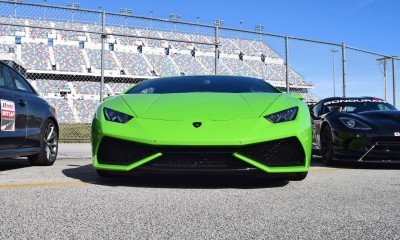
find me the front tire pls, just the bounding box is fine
[28,119,58,166]
[321,125,334,166]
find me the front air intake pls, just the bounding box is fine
[237,137,305,166]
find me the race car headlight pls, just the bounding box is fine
[265,107,298,123]
[339,117,371,130]
[103,107,133,123]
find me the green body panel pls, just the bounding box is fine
[92,92,312,174]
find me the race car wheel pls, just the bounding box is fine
[28,119,58,166]
[321,126,334,165]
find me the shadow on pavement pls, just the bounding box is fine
[62,164,290,189]
[311,155,400,170]
[0,158,31,171]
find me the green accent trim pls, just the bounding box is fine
[234,153,308,173]
[94,153,162,171]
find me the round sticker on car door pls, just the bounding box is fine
[1,99,15,131]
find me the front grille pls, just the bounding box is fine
[144,147,252,170]
[237,137,305,166]
[97,136,305,168]
[97,137,157,165]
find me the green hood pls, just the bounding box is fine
[121,93,282,120]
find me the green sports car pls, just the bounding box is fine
[92,75,312,180]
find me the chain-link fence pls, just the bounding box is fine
[0,0,398,141]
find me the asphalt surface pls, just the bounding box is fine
[1,144,400,240]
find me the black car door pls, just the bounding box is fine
[13,71,44,149]
[0,63,28,150]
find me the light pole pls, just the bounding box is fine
[120,8,132,26]
[67,2,80,22]
[43,0,46,19]
[377,56,389,100]
[169,14,181,32]
[9,0,23,18]
[330,49,339,97]
[255,24,265,41]
[214,19,224,27]
[196,16,200,34]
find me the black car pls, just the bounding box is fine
[0,61,58,165]
[310,97,400,165]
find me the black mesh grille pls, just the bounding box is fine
[145,147,251,170]
[97,137,157,165]
[97,136,305,168]
[237,137,305,166]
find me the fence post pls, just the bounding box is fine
[342,42,346,97]
[392,57,397,107]
[285,36,290,93]
[100,10,106,102]
[214,26,219,75]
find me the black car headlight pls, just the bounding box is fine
[265,107,298,123]
[103,107,133,123]
[339,117,371,130]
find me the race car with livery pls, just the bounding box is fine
[92,75,312,180]
[310,97,400,165]
[0,61,58,165]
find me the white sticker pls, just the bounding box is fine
[1,99,15,131]
[395,132,400,137]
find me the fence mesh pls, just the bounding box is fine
[346,49,390,103]
[0,1,398,140]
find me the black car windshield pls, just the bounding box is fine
[126,76,280,94]
[322,99,396,114]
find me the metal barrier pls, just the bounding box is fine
[0,0,398,140]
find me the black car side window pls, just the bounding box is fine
[313,103,322,117]
[14,71,34,93]
[0,63,15,89]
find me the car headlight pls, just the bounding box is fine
[103,107,133,123]
[265,107,298,123]
[339,117,371,130]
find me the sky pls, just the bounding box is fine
[25,0,400,57]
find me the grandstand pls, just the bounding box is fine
[0,13,316,124]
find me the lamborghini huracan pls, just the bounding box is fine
[92,76,312,180]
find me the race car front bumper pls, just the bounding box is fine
[334,132,400,162]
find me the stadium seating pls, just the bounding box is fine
[28,19,50,39]
[221,58,259,78]
[72,81,100,95]
[54,21,85,41]
[53,45,85,72]
[170,53,207,75]
[107,82,133,94]
[86,49,118,70]
[21,43,51,70]
[146,53,181,76]
[73,99,99,123]
[115,51,151,76]
[34,79,70,93]
[46,98,75,123]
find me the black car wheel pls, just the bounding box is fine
[321,126,334,165]
[28,119,58,166]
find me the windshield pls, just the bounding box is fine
[322,99,396,114]
[126,76,280,94]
